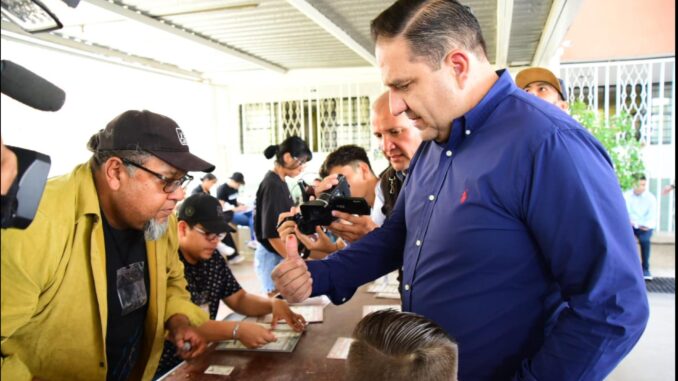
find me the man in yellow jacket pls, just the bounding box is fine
[1,110,214,381]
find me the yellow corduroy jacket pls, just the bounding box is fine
[1,162,208,381]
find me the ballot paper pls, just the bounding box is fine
[362,304,401,317]
[366,282,400,294]
[204,365,234,376]
[290,295,331,307]
[375,292,401,300]
[215,324,303,352]
[256,305,324,324]
[327,337,355,359]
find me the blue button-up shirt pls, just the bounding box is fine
[308,70,649,380]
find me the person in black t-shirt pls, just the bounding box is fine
[154,194,306,378]
[216,172,256,250]
[191,173,217,195]
[254,136,312,295]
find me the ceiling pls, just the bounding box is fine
[1,0,584,84]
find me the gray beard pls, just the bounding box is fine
[144,218,169,241]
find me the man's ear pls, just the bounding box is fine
[103,157,126,191]
[443,50,471,88]
[358,161,372,179]
[557,100,570,112]
[177,220,188,238]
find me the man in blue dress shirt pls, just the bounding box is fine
[272,1,649,380]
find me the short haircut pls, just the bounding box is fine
[320,145,373,178]
[371,0,487,68]
[347,309,458,381]
[200,173,217,182]
[634,173,647,182]
[86,133,150,172]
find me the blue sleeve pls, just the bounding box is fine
[513,128,650,380]
[307,188,407,305]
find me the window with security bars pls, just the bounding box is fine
[239,96,371,154]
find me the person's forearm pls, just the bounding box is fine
[196,320,239,342]
[165,314,191,331]
[268,238,286,258]
[232,293,274,317]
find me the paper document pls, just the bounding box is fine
[375,292,401,300]
[215,324,302,352]
[204,365,234,376]
[362,305,401,317]
[366,283,400,294]
[257,305,324,324]
[327,337,355,359]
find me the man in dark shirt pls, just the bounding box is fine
[154,194,305,378]
[272,1,649,380]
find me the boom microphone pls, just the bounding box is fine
[1,60,66,111]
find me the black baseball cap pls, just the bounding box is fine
[177,194,235,233]
[96,110,215,173]
[230,172,245,185]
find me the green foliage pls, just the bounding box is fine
[569,101,645,191]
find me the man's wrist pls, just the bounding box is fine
[232,322,241,341]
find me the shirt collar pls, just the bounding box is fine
[458,69,518,136]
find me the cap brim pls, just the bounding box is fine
[201,218,236,234]
[153,151,215,173]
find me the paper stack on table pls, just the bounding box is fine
[215,324,303,352]
[362,304,401,317]
[255,304,325,324]
[327,337,355,359]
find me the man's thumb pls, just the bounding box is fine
[285,234,300,260]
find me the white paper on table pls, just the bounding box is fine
[327,337,355,359]
[375,292,401,300]
[362,304,401,317]
[204,365,234,376]
[257,305,324,324]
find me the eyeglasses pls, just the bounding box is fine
[121,158,193,193]
[193,226,227,241]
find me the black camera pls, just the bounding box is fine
[284,174,370,234]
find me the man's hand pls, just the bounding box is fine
[315,174,340,195]
[296,226,337,254]
[237,322,277,348]
[271,235,313,303]
[277,207,299,243]
[167,315,207,360]
[271,298,307,332]
[1,138,18,195]
[328,211,378,243]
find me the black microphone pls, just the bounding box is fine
[1,60,66,111]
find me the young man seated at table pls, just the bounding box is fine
[347,309,458,381]
[154,194,307,378]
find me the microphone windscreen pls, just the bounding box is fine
[1,60,66,112]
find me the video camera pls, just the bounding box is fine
[1,0,80,229]
[283,174,371,235]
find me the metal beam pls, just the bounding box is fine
[495,0,513,68]
[1,21,204,81]
[532,0,585,67]
[83,0,287,73]
[286,0,376,66]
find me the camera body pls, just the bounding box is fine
[285,174,371,234]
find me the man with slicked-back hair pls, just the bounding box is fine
[273,1,649,380]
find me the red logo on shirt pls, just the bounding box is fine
[460,189,468,204]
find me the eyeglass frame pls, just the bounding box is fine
[120,158,193,193]
[192,226,227,241]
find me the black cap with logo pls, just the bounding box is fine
[96,110,215,173]
[177,194,235,233]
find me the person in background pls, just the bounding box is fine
[154,194,305,378]
[254,136,312,296]
[624,174,658,280]
[2,110,211,381]
[216,172,257,249]
[662,183,675,195]
[0,138,17,196]
[515,66,570,113]
[272,1,649,380]
[191,173,217,195]
[347,309,458,381]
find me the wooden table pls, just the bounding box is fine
[161,286,400,380]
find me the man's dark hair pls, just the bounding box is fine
[370,0,487,68]
[347,309,458,381]
[320,145,374,178]
[86,132,150,172]
[633,173,647,182]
